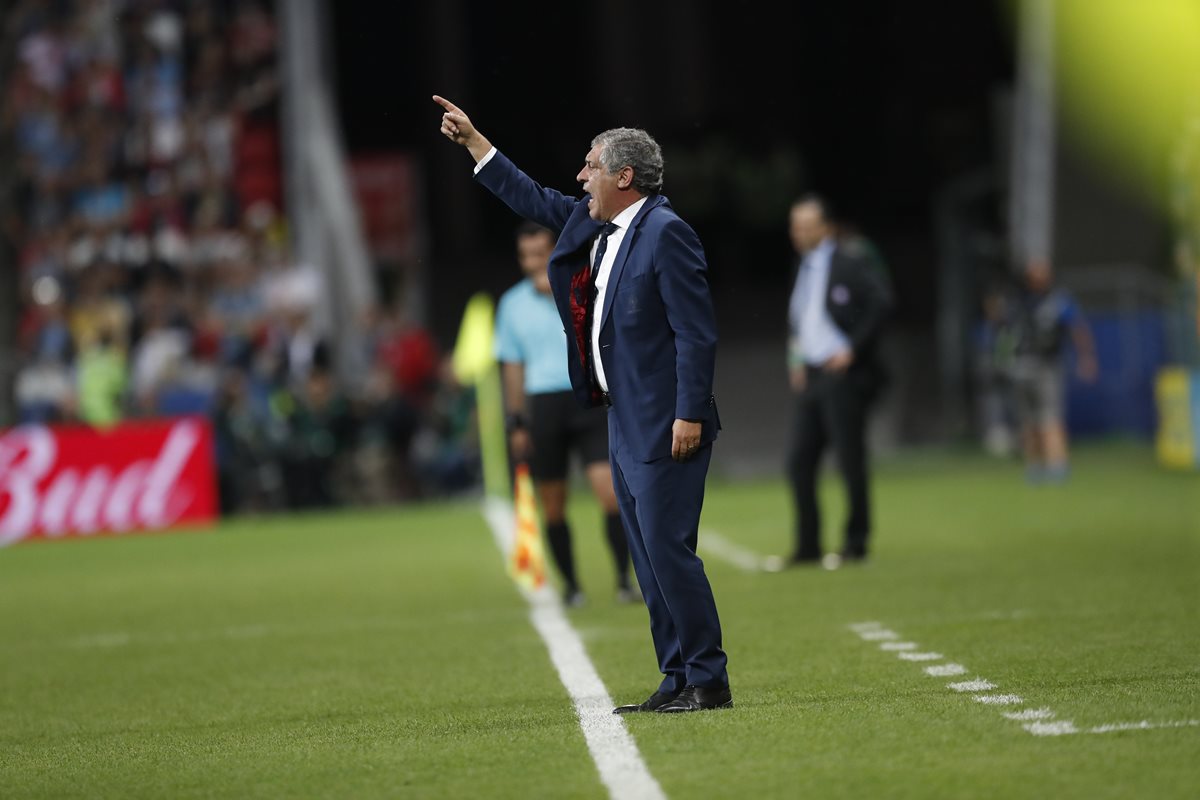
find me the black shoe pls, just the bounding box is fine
[789,552,822,567]
[656,684,733,713]
[612,689,681,715]
[614,585,642,605]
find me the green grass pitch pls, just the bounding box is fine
[0,443,1196,798]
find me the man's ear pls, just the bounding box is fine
[618,167,633,189]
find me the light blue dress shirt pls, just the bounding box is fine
[494,278,573,395]
[788,237,850,366]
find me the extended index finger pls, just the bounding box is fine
[432,95,462,114]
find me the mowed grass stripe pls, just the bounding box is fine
[0,504,607,799]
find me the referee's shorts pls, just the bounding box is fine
[527,390,610,481]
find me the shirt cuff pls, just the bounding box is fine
[473,147,498,175]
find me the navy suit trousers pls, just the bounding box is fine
[607,408,728,691]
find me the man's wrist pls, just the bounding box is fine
[472,145,498,173]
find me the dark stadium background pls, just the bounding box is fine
[329,1,1014,343]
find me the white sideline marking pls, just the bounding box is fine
[1087,720,1200,734]
[1004,708,1054,721]
[925,663,968,677]
[482,497,665,800]
[1026,719,1200,737]
[1025,720,1080,736]
[698,529,776,573]
[849,622,1198,739]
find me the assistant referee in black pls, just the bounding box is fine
[496,222,636,606]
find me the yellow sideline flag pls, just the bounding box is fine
[451,292,510,498]
[1155,367,1197,469]
[510,462,548,590]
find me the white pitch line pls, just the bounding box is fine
[850,622,1198,739]
[925,663,968,677]
[698,529,777,572]
[1025,720,1080,736]
[1004,708,1055,721]
[1087,720,1200,734]
[483,497,665,800]
[1026,719,1200,737]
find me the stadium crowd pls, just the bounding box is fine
[5,0,477,512]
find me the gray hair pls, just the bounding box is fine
[592,128,664,195]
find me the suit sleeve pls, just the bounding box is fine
[474,150,577,235]
[845,255,893,354]
[656,218,717,420]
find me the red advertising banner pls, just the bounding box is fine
[349,153,420,263]
[0,417,218,546]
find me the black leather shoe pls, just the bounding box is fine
[656,684,733,713]
[612,689,681,714]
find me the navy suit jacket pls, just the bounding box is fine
[477,151,720,463]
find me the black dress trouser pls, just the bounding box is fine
[786,365,873,559]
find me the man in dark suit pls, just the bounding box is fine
[785,195,892,567]
[434,96,730,713]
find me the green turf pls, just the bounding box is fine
[1,443,1196,798]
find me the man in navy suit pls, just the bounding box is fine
[434,95,731,713]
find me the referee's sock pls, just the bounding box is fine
[605,513,632,588]
[546,521,578,591]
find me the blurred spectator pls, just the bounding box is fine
[375,307,440,412]
[277,366,355,509]
[412,358,481,495]
[212,369,271,513]
[76,326,125,426]
[972,279,1019,456]
[1011,259,1099,483]
[352,304,426,501]
[206,255,265,367]
[4,0,470,515]
[69,261,130,353]
[15,273,74,423]
[128,277,190,414]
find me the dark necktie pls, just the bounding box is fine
[590,222,619,284]
[586,222,618,391]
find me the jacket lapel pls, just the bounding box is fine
[554,199,603,259]
[599,195,666,332]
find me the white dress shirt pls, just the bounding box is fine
[473,147,497,174]
[590,197,647,392]
[788,237,850,366]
